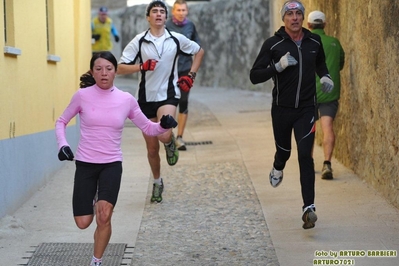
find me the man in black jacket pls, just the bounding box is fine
[250,0,334,230]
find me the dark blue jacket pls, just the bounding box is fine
[166,19,201,73]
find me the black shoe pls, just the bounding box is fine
[175,136,187,151]
[302,204,317,229]
[269,167,283,187]
[321,163,333,180]
[151,179,164,203]
[164,133,179,165]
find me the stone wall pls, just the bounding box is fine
[91,0,126,9]
[273,0,399,208]
[119,0,271,90]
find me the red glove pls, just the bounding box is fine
[177,76,194,92]
[140,59,157,71]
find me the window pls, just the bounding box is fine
[46,0,56,53]
[45,0,60,62]
[3,0,6,43]
[3,0,20,55]
[3,0,14,45]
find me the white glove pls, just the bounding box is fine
[275,52,298,73]
[320,75,334,93]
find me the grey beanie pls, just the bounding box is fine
[280,1,305,21]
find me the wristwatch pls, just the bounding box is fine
[188,72,196,80]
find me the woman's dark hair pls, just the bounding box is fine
[79,51,118,88]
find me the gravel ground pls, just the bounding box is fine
[131,161,279,266]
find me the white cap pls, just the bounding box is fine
[308,10,326,24]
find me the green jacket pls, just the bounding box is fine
[312,29,345,103]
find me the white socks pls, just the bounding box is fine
[91,256,102,264]
[154,177,163,185]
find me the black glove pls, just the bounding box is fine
[160,115,178,129]
[114,35,120,42]
[58,146,74,161]
[92,34,101,41]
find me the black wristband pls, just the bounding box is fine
[188,72,196,80]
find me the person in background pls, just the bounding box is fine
[308,10,345,180]
[166,0,201,151]
[117,0,204,203]
[55,51,177,266]
[250,1,333,229]
[92,6,120,54]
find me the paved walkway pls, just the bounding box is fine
[1,77,399,265]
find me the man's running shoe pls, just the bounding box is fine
[302,204,318,229]
[269,167,283,187]
[321,163,333,180]
[151,179,164,203]
[175,136,187,151]
[164,133,179,165]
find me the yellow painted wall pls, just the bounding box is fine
[0,0,92,140]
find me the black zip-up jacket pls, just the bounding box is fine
[250,27,329,108]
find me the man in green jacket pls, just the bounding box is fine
[308,10,345,180]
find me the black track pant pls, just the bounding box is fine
[271,105,316,208]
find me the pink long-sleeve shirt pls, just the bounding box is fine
[55,84,168,163]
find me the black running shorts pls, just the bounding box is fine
[72,160,122,216]
[316,100,339,120]
[139,98,179,119]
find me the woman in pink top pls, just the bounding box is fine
[55,51,177,266]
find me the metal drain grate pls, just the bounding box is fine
[25,243,129,266]
[185,140,213,146]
